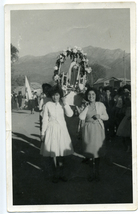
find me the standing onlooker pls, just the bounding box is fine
[11,92,14,110]
[14,93,18,110]
[30,91,36,114]
[103,87,115,140]
[113,87,125,132]
[116,97,131,152]
[34,91,38,111]
[98,86,105,103]
[79,87,108,182]
[17,91,23,110]
[40,85,74,183]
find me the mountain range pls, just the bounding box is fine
[12,46,131,85]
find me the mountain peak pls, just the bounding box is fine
[12,46,131,83]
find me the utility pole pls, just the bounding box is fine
[123,50,126,85]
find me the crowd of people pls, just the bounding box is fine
[11,90,39,112]
[11,91,23,110]
[12,82,131,183]
[97,85,131,152]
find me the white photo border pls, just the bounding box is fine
[5,2,137,212]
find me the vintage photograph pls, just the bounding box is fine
[5,2,137,212]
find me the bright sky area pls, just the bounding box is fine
[11,8,130,57]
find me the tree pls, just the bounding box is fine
[86,63,106,87]
[11,75,25,91]
[11,44,20,91]
[11,44,19,63]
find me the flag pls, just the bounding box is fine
[25,76,32,100]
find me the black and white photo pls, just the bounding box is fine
[5,2,137,212]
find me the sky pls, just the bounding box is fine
[11,8,130,57]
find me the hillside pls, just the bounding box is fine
[12,46,131,84]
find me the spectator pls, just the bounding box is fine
[116,97,131,152]
[112,87,125,133]
[34,91,38,110]
[17,91,23,110]
[30,91,36,114]
[98,86,105,103]
[103,87,115,140]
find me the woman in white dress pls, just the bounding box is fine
[79,88,108,181]
[40,85,74,183]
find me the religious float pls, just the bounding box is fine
[52,46,92,106]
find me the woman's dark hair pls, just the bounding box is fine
[49,84,63,98]
[99,86,103,91]
[85,87,98,101]
[117,87,124,96]
[104,86,111,92]
[42,83,52,96]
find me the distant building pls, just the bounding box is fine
[93,77,131,89]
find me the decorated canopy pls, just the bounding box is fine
[52,46,92,95]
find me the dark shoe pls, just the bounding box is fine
[60,175,68,182]
[52,175,59,183]
[95,171,100,182]
[87,169,95,182]
[88,174,95,182]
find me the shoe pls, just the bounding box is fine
[95,171,100,182]
[60,175,68,182]
[52,175,59,183]
[87,169,95,182]
[88,174,95,182]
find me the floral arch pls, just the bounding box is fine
[53,46,92,93]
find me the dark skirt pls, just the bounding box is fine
[29,99,35,109]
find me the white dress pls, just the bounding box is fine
[40,101,74,157]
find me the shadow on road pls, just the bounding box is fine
[12,111,29,114]
[12,116,133,205]
[30,134,40,138]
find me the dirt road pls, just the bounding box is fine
[12,109,133,205]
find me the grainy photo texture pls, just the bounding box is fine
[5,3,137,212]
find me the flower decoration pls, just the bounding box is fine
[85,67,92,73]
[77,47,82,51]
[53,46,91,84]
[60,58,64,63]
[73,48,77,54]
[63,51,67,56]
[67,47,71,51]
[54,74,60,81]
[54,66,58,70]
[82,58,86,62]
[83,53,87,56]
[62,85,67,91]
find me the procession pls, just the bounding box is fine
[7,6,136,208]
[11,46,132,205]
